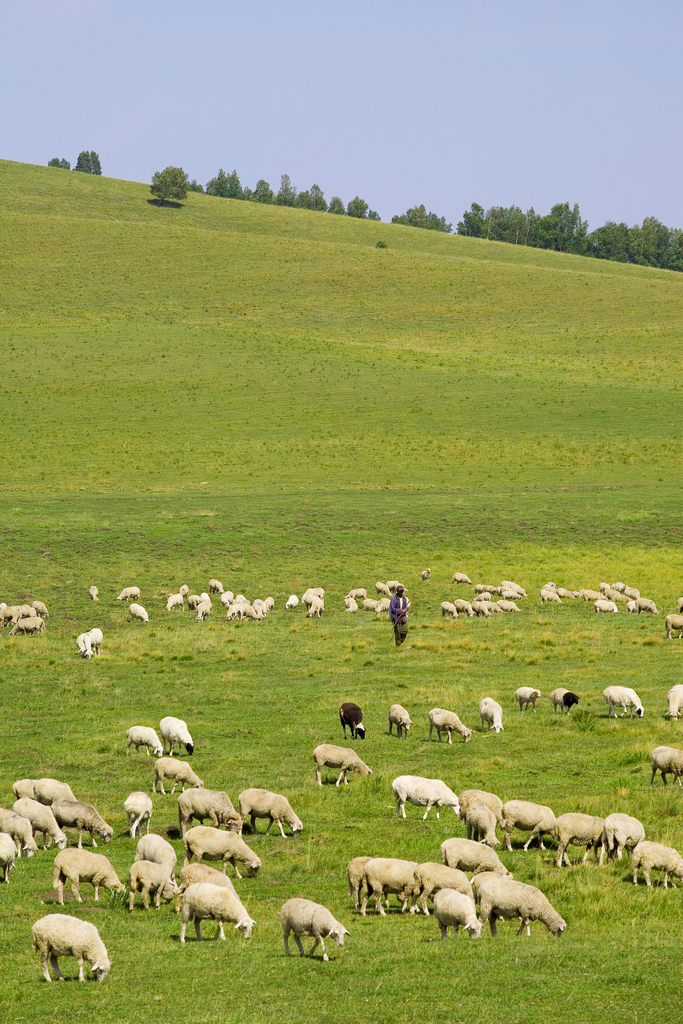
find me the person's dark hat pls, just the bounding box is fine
[396,584,405,592]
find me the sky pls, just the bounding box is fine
[3,0,682,229]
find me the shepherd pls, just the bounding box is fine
[389,584,409,648]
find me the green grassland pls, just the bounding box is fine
[1,158,683,1023]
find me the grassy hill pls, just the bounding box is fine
[1,159,683,1024]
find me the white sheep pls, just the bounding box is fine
[595,599,618,614]
[635,597,659,614]
[388,704,413,738]
[627,600,638,613]
[117,586,140,601]
[496,599,520,612]
[665,613,683,639]
[307,596,324,617]
[555,588,576,599]
[362,598,379,612]
[51,798,114,848]
[128,860,178,911]
[479,697,503,733]
[12,779,37,800]
[167,592,184,612]
[33,779,77,805]
[52,849,124,904]
[440,837,512,876]
[603,686,644,718]
[344,597,358,613]
[208,579,224,594]
[0,809,38,857]
[515,687,541,711]
[552,813,605,867]
[178,789,242,836]
[180,882,255,942]
[302,587,325,607]
[123,791,153,837]
[421,569,431,580]
[219,590,234,607]
[666,685,683,719]
[76,632,93,658]
[134,833,177,882]
[153,757,204,795]
[540,588,562,604]
[285,595,299,609]
[474,583,498,595]
[237,789,303,837]
[9,615,45,635]
[89,586,99,601]
[392,775,460,820]
[464,802,499,847]
[500,581,527,597]
[433,890,482,939]
[346,588,367,601]
[87,627,103,655]
[441,601,458,619]
[182,826,261,878]
[458,789,504,827]
[632,841,683,888]
[452,572,472,584]
[454,599,475,617]
[12,798,67,850]
[471,600,492,618]
[375,582,391,597]
[126,725,164,757]
[31,600,49,618]
[579,589,602,601]
[360,858,419,916]
[428,707,472,743]
[386,580,403,593]
[160,716,194,755]
[474,874,566,937]
[0,833,15,882]
[174,863,238,912]
[281,898,348,960]
[600,813,645,863]
[374,597,391,616]
[623,586,640,600]
[501,799,556,851]
[650,745,683,786]
[187,594,201,611]
[129,603,149,623]
[406,863,473,915]
[32,914,110,982]
[313,744,373,786]
[179,585,190,598]
[195,599,212,621]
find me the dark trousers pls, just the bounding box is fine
[393,621,408,647]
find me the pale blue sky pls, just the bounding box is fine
[4,0,682,229]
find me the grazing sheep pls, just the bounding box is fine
[497,599,520,612]
[623,586,640,601]
[501,800,556,851]
[174,863,238,912]
[421,569,431,580]
[666,614,683,639]
[360,858,419,916]
[306,595,324,617]
[53,849,124,904]
[117,587,140,601]
[12,779,37,800]
[500,581,526,597]
[603,686,644,718]
[374,597,391,616]
[440,837,512,877]
[195,599,212,622]
[129,603,149,623]
[458,789,504,827]
[441,601,458,619]
[178,789,242,836]
[153,757,203,795]
[474,584,499,595]
[635,597,659,615]
[552,813,605,867]
[454,599,475,617]
[375,582,391,597]
[595,599,618,614]
[579,589,602,601]
[167,592,184,612]
[428,707,472,743]
[186,594,201,611]
[600,813,645,863]
[31,600,49,618]
[515,687,541,711]
[0,833,15,882]
[159,716,194,755]
[344,597,358,613]
[182,826,261,878]
[179,585,190,598]
[313,744,373,786]
[388,704,413,738]
[386,580,403,593]
[219,592,232,608]
[76,632,93,658]
[180,882,255,942]
[346,588,367,601]
[464,802,499,847]
[123,791,153,838]
[549,687,580,713]
[134,833,177,882]
[339,702,365,739]
[475,874,566,937]
[362,598,379,612]
[627,600,638,613]
[0,809,38,857]
[471,600,492,618]
[479,697,503,733]
[51,799,114,848]
[126,725,163,757]
[89,586,99,601]
[650,745,683,786]
[666,685,683,719]
[128,860,178,911]
[208,579,224,594]
[433,890,482,939]
[406,863,473,915]
[555,588,575,599]
[540,588,562,604]
[302,588,325,608]
[33,779,77,806]
[392,776,460,820]
[281,898,348,960]
[632,841,683,888]
[452,572,473,585]
[347,857,374,911]
[32,914,110,982]
[10,615,45,635]
[86,627,103,655]
[12,798,67,850]
[238,789,303,837]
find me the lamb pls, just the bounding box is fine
[185,594,200,611]
[464,802,499,847]
[208,579,224,594]
[631,841,683,888]
[31,600,49,618]
[51,799,114,848]
[167,592,184,612]
[428,707,472,743]
[635,598,659,614]
[160,715,194,755]
[281,898,348,960]
[117,586,140,601]
[0,833,15,881]
[153,757,204,795]
[452,572,472,585]
[479,697,503,733]
[475,874,566,937]
[501,800,556,851]
[454,598,475,617]
[432,890,482,939]
[313,744,373,786]
[33,779,77,805]
[179,585,190,598]
[515,687,541,711]
[360,858,419,915]
[32,914,110,982]
[0,809,38,857]
[182,826,261,878]
[595,599,618,613]
[123,791,153,837]
[362,598,379,612]
[339,702,366,739]
[600,812,645,862]
[375,582,391,597]
[264,597,274,612]
[603,685,644,718]
[458,789,504,827]
[549,687,580,713]
[129,602,149,623]
[10,615,45,635]
[126,725,163,757]
[441,601,458,619]
[650,745,683,786]
[388,704,413,738]
[307,596,324,617]
[238,789,303,837]
[180,882,255,942]
[440,837,512,876]
[76,632,93,658]
[666,685,683,719]
[392,776,460,820]
[219,591,233,607]
[540,588,562,604]
[52,848,124,904]
[421,569,431,580]
[496,599,520,612]
[665,614,683,639]
[128,860,178,910]
[134,833,177,882]
[195,599,212,621]
[12,798,67,849]
[406,863,473,915]
[344,597,358,613]
[178,789,242,836]
[552,813,605,867]
[174,863,238,912]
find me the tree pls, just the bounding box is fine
[251,179,274,204]
[205,169,229,197]
[457,202,486,237]
[275,174,297,206]
[309,184,327,212]
[150,166,189,204]
[392,204,451,232]
[226,170,243,200]
[187,179,204,193]
[347,196,369,218]
[328,196,345,215]
[48,157,70,169]
[74,151,101,174]
[368,209,381,221]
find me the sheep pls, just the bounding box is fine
[471,599,492,618]
[479,697,503,733]
[464,802,499,847]
[392,776,460,820]
[344,597,358,613]
[167,592,184,612]
[117,586,140,601]
[180,882,255,942]
[238,789,302,837]
[0,605,18,626]
[549,687,580,713]
[52,849,124,904]
[603,685,644,718]
[552,813,605,867]
[174,863,238,912]
[178,789,242,836]
[475,874,566,937]
[182,826,261,878]
[595,599,618,614]
[226,603,243,620]
[195,599,212,621]
[128,860,178,911]
[362,598,379,612]
[606,588,629,603]
[474,583,499,595]
[0,809,38,857]
[375,581,391,597]
[252,598,267,616]
[421,569,431,580]
[666,685,683,719]
[374,597,391,616]
[0,833,15,882]
[159,715,194,755]
[264,597,274,612]
[611,582,627,592]
[540,588,562,604]
[501,800,556,851]
[208,579,224,594]
[458,789,505,827]
[12,798,67,850]
[579,589,602,601]
[428,707,472,743]
[87,627,103,655]
[623,586,640,600]
[665,614,683,639]
[496,599,520,612]
[134,833,177,883]
[346,588,367,601]
[126,725,163,757]
[241,603,264,621]
[432,890,481,939]
[632,841,683,888]
[554,588,575,599]
[650,745,683,786]
[51,799,114,848]
[123,791,153,838]
[440,837,512,876]
[76,632,93,658]
[31,600,49,618]
[454,598,475,617]
[515,687,541,711]
[129,602,149,623]
[360,858,419,916]
[33,779,77,805]
[32,914,111,982]
[281,898,347,960]
[89,586,99,601]
[10,615,45,635]
[187,594,201,610]
[500,581,526,597]
[452,572,472,585]
[347,857,376,911]
[12,603,38,623]
[405,863,473,915]
[441,601,458,618]
[627,600,638,613]
[153,757,203,795]
[179,585,190,598]
[302,588,325,607]
[306,596,324,617]
[339,702,365,739]
[386,580,404,593]
[600,812,645,863]
[388,704,413,738]
[633,597,658,615]
[12,779,36,800]
[313,744,373,786]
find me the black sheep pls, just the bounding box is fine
[339,703,366,739]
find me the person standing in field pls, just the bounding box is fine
[390,584,409,648]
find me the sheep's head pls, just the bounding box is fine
[331,924,349,947]
[235,916,256,939]
[636,707,644,718]
[463,729,472,743]
[466,919,483,939]
[92,957,111,981]
[355,724,366,739]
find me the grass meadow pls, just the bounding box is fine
[1,159,683,1023]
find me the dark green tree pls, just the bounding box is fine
[275,174,297,206]
[368,209,381,221]
[328,196,345,215]
[226,170,243,200]
[205,169,229,197]
[457,202,486,237]
[74,151,101,174]
[392,204,451,232]
[187,179,204,193]
[48,158,70,169]
[150,166,189,204]
[309,184,327,212]
[251,179,274,204]
[347,196,369,218]
[588,221,630,262]
[295,190,313,209]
